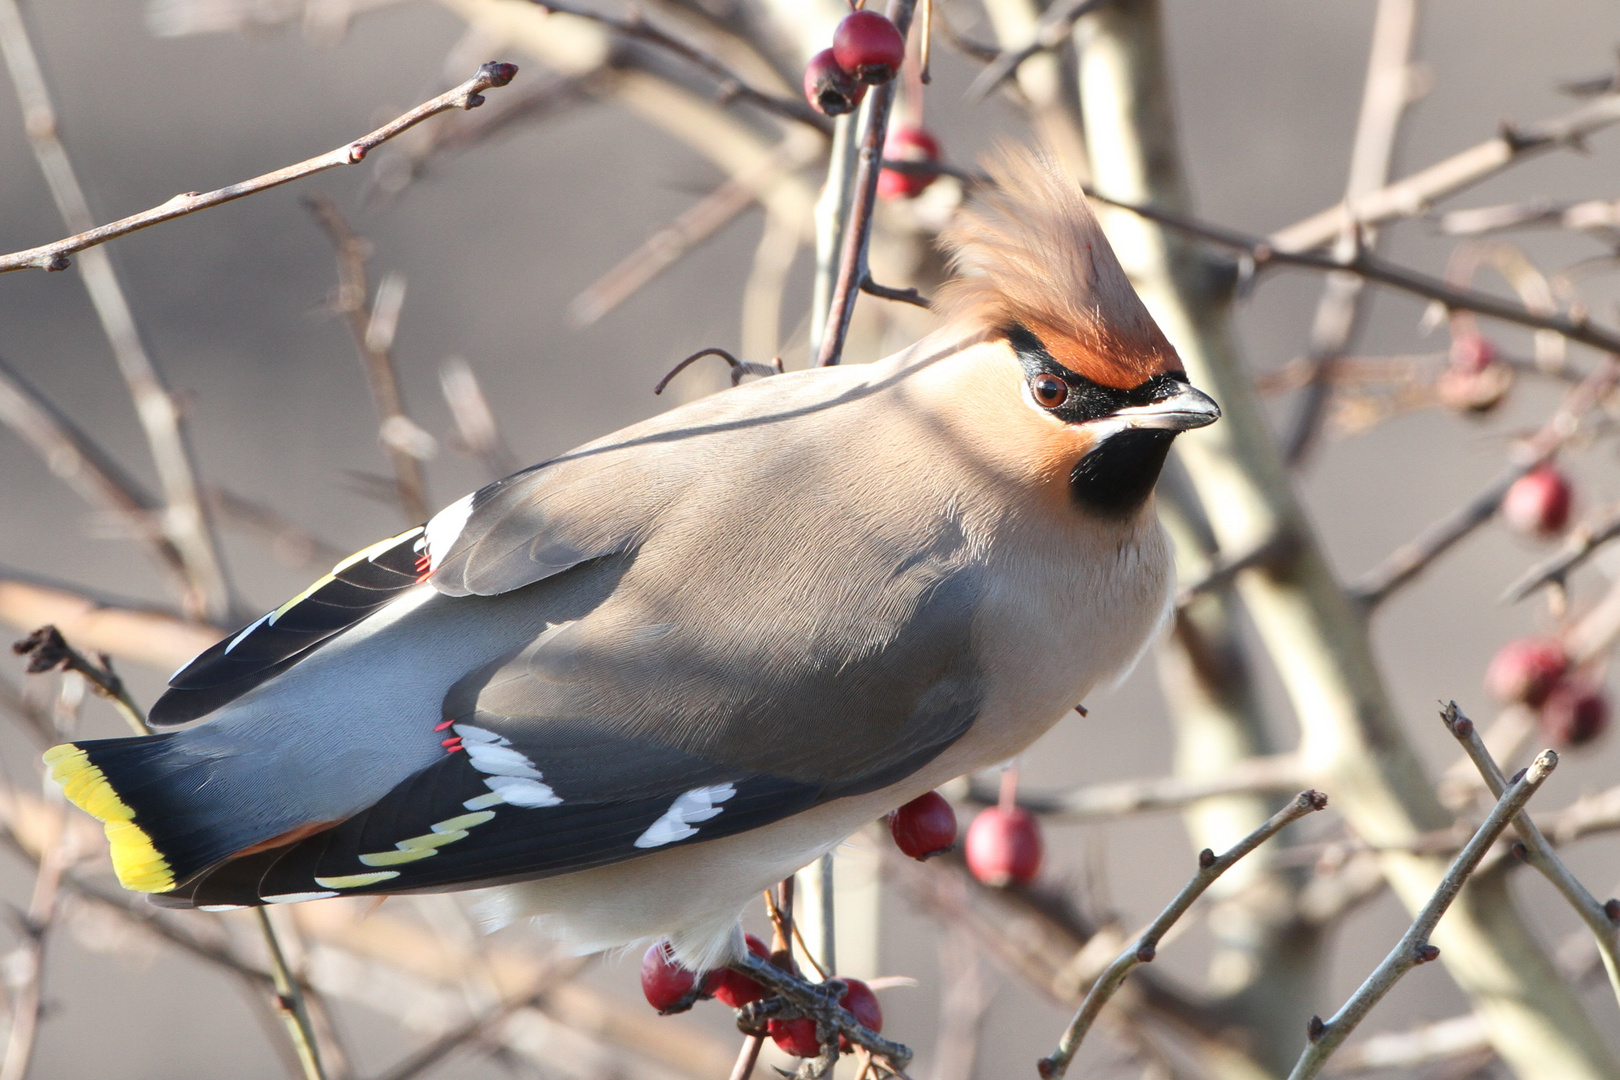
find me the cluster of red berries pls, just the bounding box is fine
[639,936,883,1059]
[1486,637,1609,747]
[886,790,1043,887]
[803,10,905,117]
[800,9,942,201]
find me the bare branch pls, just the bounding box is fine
[12,625,152,736]
[1271,92,1620,253]
[1501,500,1620,602]
[1348,356,1619,607]
[1037,790,1327,1079]
[1442,703,1620,1006]
[859,276,931,308]
[0,352,191,591]
[0,0,235,621]
[1438,197,1620,237]
[0,572,222,672]
[1286,753,1558,1080]
[961,753,1310,821]
[522,0,828,133]
[0,62,518,275]
[963,0,1105,103]
[439,359,520,480]
[1282,0,1419,465]
[305,196,432,523]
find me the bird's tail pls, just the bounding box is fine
[45,734,273,894]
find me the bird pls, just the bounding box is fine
[45,146,1218,974]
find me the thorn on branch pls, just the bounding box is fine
[1197,848,1216,869]
[1306,1015,1326,1043]
[859,275,931,308]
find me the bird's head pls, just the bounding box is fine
[930,146,1219,516]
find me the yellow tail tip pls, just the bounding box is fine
[43,743,175,894]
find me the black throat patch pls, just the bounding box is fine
[1006,324,1182,516]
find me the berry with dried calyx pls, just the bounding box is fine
[833,10,906,85]
[888,790,956,859]
[1485,637,1569,708]
[640,940,715,1014]
[803,48,866,117]
[1539,682,1609,747]
[711,934,772,1008]
[1501,464,1573,538]
[1437,333,1513,413]
[768,978,884,1057]
[877,127,941,200]
[964,805,1043,887]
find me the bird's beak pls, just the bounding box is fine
[1112,381,1221,431]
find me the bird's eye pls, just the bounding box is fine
[1030,373,1069,409]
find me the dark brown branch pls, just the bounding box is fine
[1089,188,1620,358]
[859,276,931,308]
[654,347,781,395]
[0,62,518,274]
[523,0,829,133]
[12,625,148,735]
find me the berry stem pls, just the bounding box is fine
[815,0,920,368]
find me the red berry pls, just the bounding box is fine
[1502,465,1573,538]
[1485,638,1569,708]
[833,10,906,85]
[964,806,1042,887]
[1437,333,1513,413]
[877,127,941,201]
[1450,333,1498,374]
[1539,682,1609,747]
[887,791,956,859]
[711,934,772,1008]
[640,940,714,1014]
[768,979,883,1057]
[838,978,883,1050]
[804,48,866,117]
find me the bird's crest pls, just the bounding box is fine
[935,147,1181,389]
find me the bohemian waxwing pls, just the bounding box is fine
[46,147,1217,970]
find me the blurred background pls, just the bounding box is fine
[0,1,1618,1078]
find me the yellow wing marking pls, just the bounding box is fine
[314,871,401,889]
[354,809,499,867]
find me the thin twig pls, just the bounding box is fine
[305,197,432,524]
[0,352,191,592]
[963,0,1104,102]
[1088,188,1620,358]
[12,625,149,736]
[1037,790,1327,1079]
[1282,0,1419,465]
[0,0,233,622]
[1501,501,1620,602]
[1285,753,1558,1080]
[1438,197,1620,237]
[817,0,921,367]
[1348,356,1620,607]
[859,276,931,307]
[961,754,1310,821]
[522,0,828,133]
[1173,531,1292,607]
[1442,703,1620,1007]
[727,1034,764,1080]
[439,359,520,480]
[256,908,330,1080]
[654,348,781,395]
[0,62,518,274]
[1271,92,1620,253]
[0,571,223,672]
[368,986,546,1080]
[207,487,351,570]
